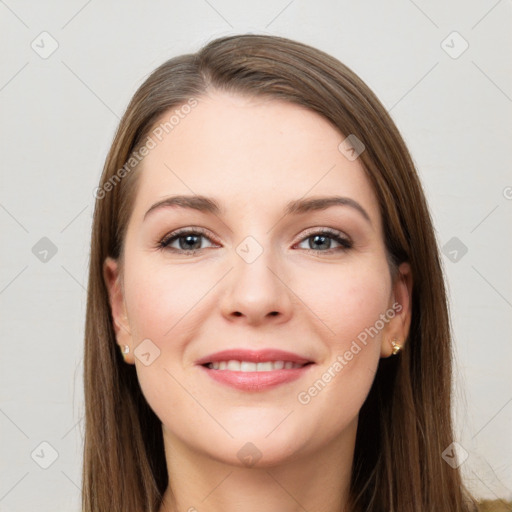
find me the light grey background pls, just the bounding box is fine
[1,1,511,510]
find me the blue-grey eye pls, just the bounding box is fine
[297,231,352,251]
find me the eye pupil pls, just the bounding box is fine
[310,235,330,250]
[180,234,201,250]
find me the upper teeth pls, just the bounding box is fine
[207,360,303,371]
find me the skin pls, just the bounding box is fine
[104,90,413,512]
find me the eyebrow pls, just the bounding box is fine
[144,194,372,225]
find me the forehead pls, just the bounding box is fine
[131,91,381,228]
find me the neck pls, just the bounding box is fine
[158,419,357,512]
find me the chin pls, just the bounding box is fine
[207,427,313,469]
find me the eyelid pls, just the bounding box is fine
[295,226,350,243]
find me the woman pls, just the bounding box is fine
[83,34,479,511]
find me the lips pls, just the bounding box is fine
[195,348,313,366]
[196,349,315,391]
[207,360,304,371]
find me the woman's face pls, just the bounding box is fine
[105,90,412,467]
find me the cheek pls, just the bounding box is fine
[121,260,204,424]
[295,258,392,350]
[123,258,204,342]
[121,257,215,403]
[293,265,390,439]
[289,260,392,420]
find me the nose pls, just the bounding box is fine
[219,241,294,326]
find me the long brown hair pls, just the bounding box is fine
[82,34,479,511]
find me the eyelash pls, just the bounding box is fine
[157,227,353,256]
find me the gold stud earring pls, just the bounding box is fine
[391,339,402,355]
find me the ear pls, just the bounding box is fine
[380,261,413,358]
[103,257,134,364]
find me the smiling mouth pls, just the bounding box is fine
[203,360,312,371]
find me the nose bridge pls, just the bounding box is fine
[220,232,292,321]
